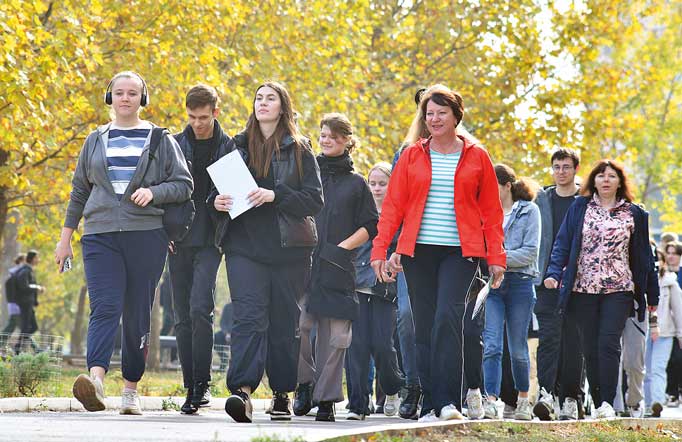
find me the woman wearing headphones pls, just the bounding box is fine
[54,71,193,415]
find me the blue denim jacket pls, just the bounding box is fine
[504,199,541,278]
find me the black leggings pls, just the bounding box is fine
[403,244,482,415]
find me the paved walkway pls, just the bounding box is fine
[1,398,681,442]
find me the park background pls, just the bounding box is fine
[1,0,681,357]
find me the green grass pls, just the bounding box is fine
[30,367,275,398]
[328,421,682,442]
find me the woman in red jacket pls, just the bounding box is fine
[371,85,505,422]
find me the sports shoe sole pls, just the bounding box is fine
[270,412,292,421]
[225,396,252,423]
[72,374,105,412]
[652,402,663,418]
[533,402,555,421]
[120,406,142,415]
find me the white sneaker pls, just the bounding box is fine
[627,402,644,418]
[595,401,616,419]
[120,390,142,415]
[466,389,484,419]
[514,397,533,421]
[418,409,439,423]
[72,374,106,412]
[559,397,578,420]
[439,404,465,421]
[533,388,556,421]
[666,395,679,408]
[503,404,515,419]
[384,393,400,416]
[483,397,498,419]
[307,405,318,417]
[346,410,366,420]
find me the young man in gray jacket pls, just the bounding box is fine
[532,148,583,421]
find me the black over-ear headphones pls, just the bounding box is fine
[104,72,149,107]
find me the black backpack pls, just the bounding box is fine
[4,272,17,304]
[142,128,196,242]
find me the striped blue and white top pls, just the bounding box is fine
[106,122,152,199]
[416,149,461,246]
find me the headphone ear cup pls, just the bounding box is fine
[105,91,113,105]
[140,93,147,107]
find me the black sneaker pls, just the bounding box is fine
[181,387,198,414]
[316,401,335,422]
[293,382,313,416]
[225,390,253,423]
[399,384,421,420]
[191,381,211,408]
[270,391,292,421]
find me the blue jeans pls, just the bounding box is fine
[483,272,536,397]
[396,272,419,385]
[644,335,673,407]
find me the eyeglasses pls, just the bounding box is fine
[552,165,574,172]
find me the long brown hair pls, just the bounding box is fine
[581,159,635,202]
[245,81,306,178]
[495,163,539,201]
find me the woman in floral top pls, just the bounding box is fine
[544,160,659,419]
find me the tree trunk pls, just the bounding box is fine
[70,283,88,355]
[0,208,19,327]
[146,284,162,371]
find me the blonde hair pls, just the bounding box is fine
[368,161,392,180]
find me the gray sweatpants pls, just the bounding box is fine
[297,294,352,403]
[614,316,647,411]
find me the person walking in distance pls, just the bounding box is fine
[12,250,44,353]
[1,254,27,349]
[211,82,323,423]
[170,84,230,414]
[55,71,193,415]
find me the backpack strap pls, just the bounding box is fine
[140,127,169,183]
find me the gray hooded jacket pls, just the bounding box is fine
[64,123,193,235]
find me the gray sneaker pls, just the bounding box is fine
[483,397,498,419]
[514,397,533,421]
[559,398,578,420]
[503,404,515,419]
[466,389,484,419]
[72,374,106,412]
[120,390,142,415]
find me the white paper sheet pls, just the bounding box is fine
[471,277,493,320]
[207,150,258,219]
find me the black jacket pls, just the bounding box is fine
[14,264,38,306]
[174,120,231,247]
[306,153,379,321]
[209,131,323,256]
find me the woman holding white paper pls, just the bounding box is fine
[210,81,323,423]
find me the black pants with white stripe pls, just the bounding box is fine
[402,244,483,416]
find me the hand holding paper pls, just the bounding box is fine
[207,151,259,219]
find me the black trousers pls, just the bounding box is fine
[347,293,405,413]
[565,291,632,406]
[169,246,222,387]
[226,254,309,394]
[403,244,482,415]
[14,303,38,352]
[667,338,682,398]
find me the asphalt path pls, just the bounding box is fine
[1,405,682,442]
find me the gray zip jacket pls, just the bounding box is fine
[504,199,541,277]
[657,272,682,338]
[533,186,579,285]
[64,123,193,235]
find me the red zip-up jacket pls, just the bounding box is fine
[371,135,506,268]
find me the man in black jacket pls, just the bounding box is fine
[13,250,43,353]
[170,84,229,414]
